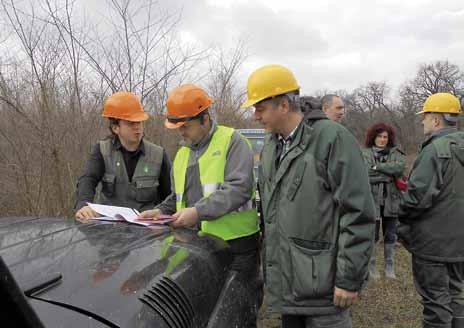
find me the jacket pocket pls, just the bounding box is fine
[101,173,115,197]
[134,178,159,202]
[289,238,336,301]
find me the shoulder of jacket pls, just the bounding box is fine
[143,139,164,152]
[313,120,354,144]
[431,136,452,159]
[361,147,371,153]
[142,139,164,163]
[217,125,235,137]
[391,147,406,155]
[98,139,112,157]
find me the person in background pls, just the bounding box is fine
[321,94,345,123]
[75,92,171,220]
[399,93,464,328]
[362,122,406,280]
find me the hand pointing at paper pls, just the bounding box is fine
[75,205,99,221]
[138,208,162,221]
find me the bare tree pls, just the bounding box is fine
[0,0,209,217]
[402,60,464,103]
[206,41,255,128]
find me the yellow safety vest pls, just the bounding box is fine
[173,126,259,241]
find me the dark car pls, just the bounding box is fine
[0,217,255,327]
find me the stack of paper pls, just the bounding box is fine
[87,203,174,227]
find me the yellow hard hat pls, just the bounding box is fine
[241,64,300,108]
[417,93,462,115]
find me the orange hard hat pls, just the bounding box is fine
[102,92,149,122]
[165,84,213,129]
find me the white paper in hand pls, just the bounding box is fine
[87,203,155,227]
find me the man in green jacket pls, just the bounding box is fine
[398,93,464,328]
[242,65,376,328]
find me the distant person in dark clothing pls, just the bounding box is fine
[321,94,345,123]
[362,123,406,280]
[399,93,464,328]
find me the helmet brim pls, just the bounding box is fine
[104,111,150,122]
[164,119,186,129]
[126,112,149,122]
[416,110,463,115]
[241,98,258,109]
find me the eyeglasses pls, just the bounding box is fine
[166,116,198,124]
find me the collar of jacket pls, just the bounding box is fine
[304,108,329,121]
[270,121,314,187]
[188,121,218,152]
[421,127,458,149]
[111,136,146,155]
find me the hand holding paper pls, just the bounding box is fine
[85,203,172,227]
[137,208,175,224]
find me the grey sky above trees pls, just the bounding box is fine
[109,0,463,94]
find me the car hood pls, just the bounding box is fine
[0,217,230,327]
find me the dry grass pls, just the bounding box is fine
[258,245,422,328]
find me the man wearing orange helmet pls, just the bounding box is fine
[75,92,171,220]
[139,84,261,327]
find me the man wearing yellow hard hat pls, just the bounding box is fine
[75,92,171,219]
[140,84,261,327]
[398,92,464,328]
[242,64,375,328]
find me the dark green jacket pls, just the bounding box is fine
[362,147,406,218]
[399,128,464,262]
[258,112,375,315]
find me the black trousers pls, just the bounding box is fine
[375,217,397,244]
[412,256,464,328]
[281,310,352,328]
[229,233,263,328]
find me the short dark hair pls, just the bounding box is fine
[364,122,397,148]
[442,113,458,126]
[321,94,339,110]
[108,118,119,136]
[196,109,210,125]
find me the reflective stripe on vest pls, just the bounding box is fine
[173,125,259,241]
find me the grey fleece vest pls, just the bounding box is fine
[96,139,164,211]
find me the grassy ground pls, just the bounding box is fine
[258,244,422,328]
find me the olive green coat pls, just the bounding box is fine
[399,129,464,262]
[258,113,376,315]
[362,147,406,218]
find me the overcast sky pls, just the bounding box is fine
[18,0,463,96]
[147,0,464,95]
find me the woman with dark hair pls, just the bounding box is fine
[362,122,406,280]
